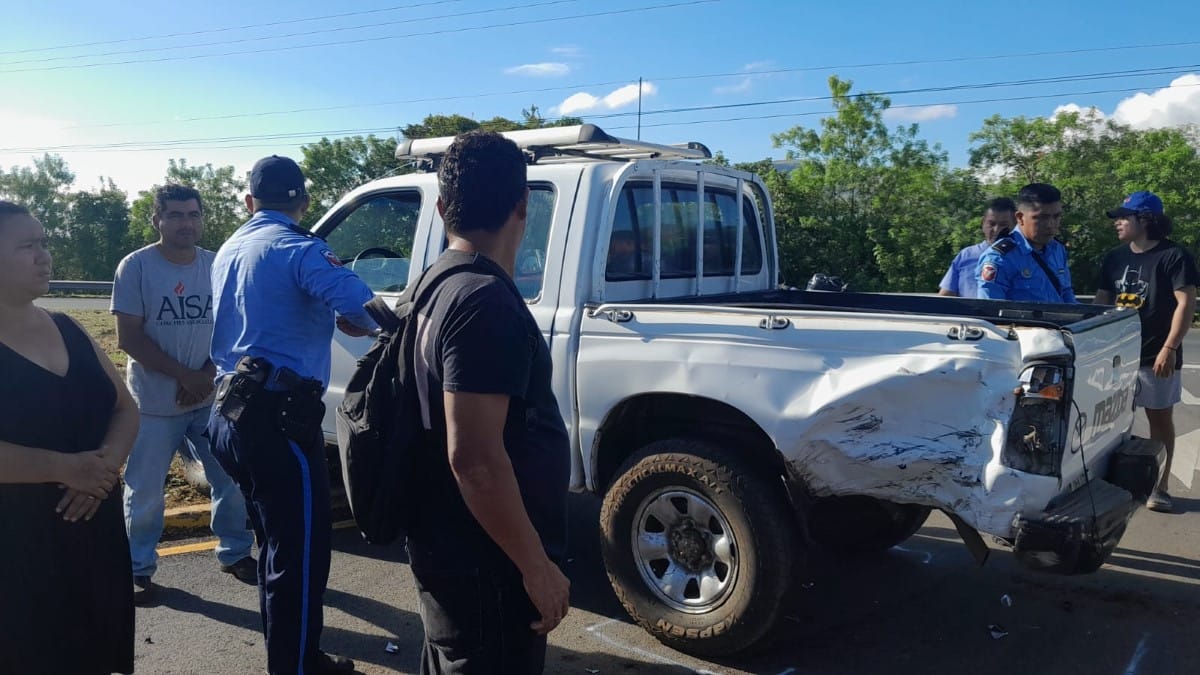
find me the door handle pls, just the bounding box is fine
[759,315,790,330]
[948,325,984,341]
[589,308,634,323]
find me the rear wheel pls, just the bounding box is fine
[600,439,800,657]
[808,496,930,555]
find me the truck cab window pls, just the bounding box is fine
[323,193,421,293]
[605,181,763,281]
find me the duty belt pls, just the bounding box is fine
[215,356,325,444]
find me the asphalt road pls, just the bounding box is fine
[35,296,112,311]
[133,477,1198,675]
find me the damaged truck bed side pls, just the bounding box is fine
[316,125,1165,659]
[592,290,1162,572]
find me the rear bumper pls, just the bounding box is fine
[1012,436,1165,575]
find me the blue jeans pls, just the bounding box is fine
[123,406,254,577]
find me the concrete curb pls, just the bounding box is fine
[163,504,213,533]
[162,494,352,536]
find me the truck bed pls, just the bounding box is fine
[648,289,1116,330]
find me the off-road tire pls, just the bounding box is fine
[599,439,800,657]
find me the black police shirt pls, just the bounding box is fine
[1097,239,1200,367]
[408,250,570,574]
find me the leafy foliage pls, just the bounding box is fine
[3,97,1197,298]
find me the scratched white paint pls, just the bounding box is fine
[577,306,1141,539]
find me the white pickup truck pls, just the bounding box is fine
[313,125,1164,657]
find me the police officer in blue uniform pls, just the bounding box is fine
[976,183,1077,303]
[207,155,376,675]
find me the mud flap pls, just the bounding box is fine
[1104,436,1166,501]
[946,513,990,567]
[1013,478,1135,575]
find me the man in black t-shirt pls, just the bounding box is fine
[406,130,571,674]
[1095,191,1199,513]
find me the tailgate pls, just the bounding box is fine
[1062,308,1141,483]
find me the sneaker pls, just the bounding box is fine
[313,651,355,674]
[1146,491,1173,513]
[220,556,259,585]
[133,575,158,606]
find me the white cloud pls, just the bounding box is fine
[1049,103,1109,140]
[1052,102,1106,120]
[550,45,582,57]
[557,93,601,116]
[1112,74,1200,129]
[882,104,958,122]
[504,62,570,77]
[556,81,657,115]
[712,61,779,95]
[603,82,654,109]
[714,77,753,95]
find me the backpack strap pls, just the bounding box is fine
[360,253,494,334]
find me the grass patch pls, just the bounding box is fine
[62,309,125,374]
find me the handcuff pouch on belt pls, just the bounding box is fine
[216,356,325,444]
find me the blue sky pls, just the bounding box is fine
[1,0,1198,196]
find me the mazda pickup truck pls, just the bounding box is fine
[315,124,1164,657]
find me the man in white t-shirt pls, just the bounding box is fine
[111,184,255,604]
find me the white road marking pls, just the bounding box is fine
[585,618,720,674]
[1122,632,1151,675]
[1170,429,1200,490]
[1181,387,1200,406]
[892,545,934,565]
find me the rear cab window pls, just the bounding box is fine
[604,173,767,297]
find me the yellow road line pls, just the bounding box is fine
[159,540,219,556]
[157,520,358,557]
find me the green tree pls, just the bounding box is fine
[520,104,584,129]
[770,76,978,291]
[0,154,75,257]
[967,111,1098,185]
[300,111,590,228]
[63,180,130,281]
[967,113,1200,292]
[300,135,401,227]
[401,114,484,140]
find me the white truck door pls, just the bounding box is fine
[422,180,575,344]
[316,188,436,443]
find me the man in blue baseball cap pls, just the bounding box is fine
[1095,190,1198,513]
[207,155,378,673]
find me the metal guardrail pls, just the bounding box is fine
[49,280,114,294]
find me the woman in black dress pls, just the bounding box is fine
[0,201,139,675]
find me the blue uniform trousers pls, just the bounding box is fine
[208,395,331,675]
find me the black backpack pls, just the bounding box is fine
[335,255,489,544]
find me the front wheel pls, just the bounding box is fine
[599,439,800,657]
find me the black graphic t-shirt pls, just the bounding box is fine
[1097,239,1200,367]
